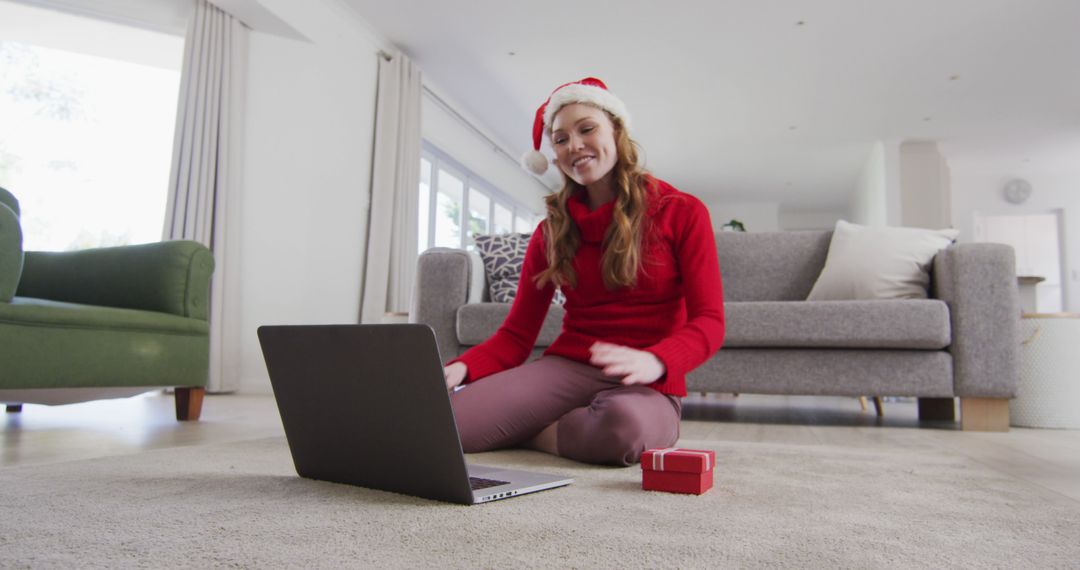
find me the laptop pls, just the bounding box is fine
[257,323,573,505]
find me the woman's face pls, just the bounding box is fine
[550,103,619,188]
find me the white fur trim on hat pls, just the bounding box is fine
[542,83,632,132]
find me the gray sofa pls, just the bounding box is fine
[412,231,1021,431]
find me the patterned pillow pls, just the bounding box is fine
[473,233,565,305]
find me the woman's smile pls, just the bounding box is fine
[572,155,596,169]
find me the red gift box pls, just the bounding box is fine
[641,448,715,495]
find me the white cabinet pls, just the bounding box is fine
[974,212,1062,313]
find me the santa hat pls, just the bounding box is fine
[521,77,632,176]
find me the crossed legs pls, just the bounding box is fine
[449,356,682,466]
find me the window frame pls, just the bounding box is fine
[419,141,542,253]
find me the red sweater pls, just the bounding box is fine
[454,178,725,397]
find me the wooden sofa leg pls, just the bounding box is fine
[960,398,1009,432]
[175,387,205,421]
[858,397,885,416]
[6,404,22,413]
[918,398,955,422]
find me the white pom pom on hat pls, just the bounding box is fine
[521,149,550,175]
[520,77,631,176]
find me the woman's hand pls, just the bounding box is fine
[443,361,468,391]
[589,342,666,385]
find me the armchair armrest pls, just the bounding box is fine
[16,240,215,320]
[0,202,23,302]
[931,242,1021,398]
[410,247,484,363]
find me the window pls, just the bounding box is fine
[433,167,464,248]
[418,142,542,253]
[493,203,513,235]
[0,3,182,251]
[468,188,490,242]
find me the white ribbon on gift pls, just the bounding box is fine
[650,448,712,472]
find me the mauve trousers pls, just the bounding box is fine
[449,356,682,466]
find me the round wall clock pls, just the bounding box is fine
[1003,178,1032,204]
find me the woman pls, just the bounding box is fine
[443,77,725,466]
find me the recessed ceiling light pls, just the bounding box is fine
[923,117,932,122]
[788,125,798,130]
[949,74,960,81]
[508,51,516,56]
[795,20,806,26]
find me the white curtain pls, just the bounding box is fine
[360,53,422,323]
[163,0,247,392]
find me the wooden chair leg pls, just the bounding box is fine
[858,396,868,412]
[6,404,22,413]
[960,398,1009,431]
[175,387,205,421]
[872,396,884,417]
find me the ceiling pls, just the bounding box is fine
[343,0,1080,210]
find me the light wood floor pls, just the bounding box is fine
[3,391,1079,504]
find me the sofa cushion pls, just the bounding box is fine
[456,299,950,350]
[473,233,565,305]
[0,297,209,335]
[724,300,951,349]
[717,231,831,302]
[17,241,215,320]
[807,220,959,300]
[687,348,954,397]
[0,297,209,390]
[457,303,565,346]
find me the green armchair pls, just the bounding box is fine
[0,187,215,421]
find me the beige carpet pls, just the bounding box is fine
[1,436,1078,568]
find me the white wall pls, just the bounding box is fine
[420,84,548,214]
[949,163,1080,312]
[849,141,890,226]
[232,0,388,393]
[705,202,779,233]
[899,141,951,229]
[778,209,843,231]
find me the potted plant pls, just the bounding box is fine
[721,219,746,232]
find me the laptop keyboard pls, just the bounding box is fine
[469,476,509,490]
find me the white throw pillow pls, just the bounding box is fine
[807,220,960,300]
